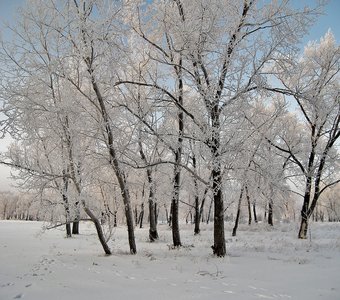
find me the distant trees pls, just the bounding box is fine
[0,0,338,257]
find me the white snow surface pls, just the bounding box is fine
[1,221,339,300]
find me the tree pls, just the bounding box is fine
[118,0,322,256]
[268,31,340,238]
[0,1,115,253]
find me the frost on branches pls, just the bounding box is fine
[0,0,337,257]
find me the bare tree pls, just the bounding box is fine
[266,31,340,238]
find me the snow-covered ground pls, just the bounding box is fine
[1,220,339,300]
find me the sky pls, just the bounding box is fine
[0,0,339,192]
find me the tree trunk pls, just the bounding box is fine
[113,210,117,227]
[245,186,252,225]
[199,193,206,223]
[206,197,213,224]
[138,139,158,241]
[268,200,273,226]
[171,176,182,246]
[62,172,72,238]
[211,109,226,257]
[170,119,183,245]
[72,221,79,235]
[298,193,310,239]
[66,223,72,237]
[149,200,158,242]
[298,217,308,239]
[253,202,258,223]
[191,145,200,234]
[82,203,111,255]
[212,178,226,256]
[139,203,144,229]
[232,186,244,237]
[168,202,173,226]
[194,193,200,235]
[88,60,136,254]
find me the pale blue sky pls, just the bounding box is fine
[0,0,339,191]
[1,0,339,42]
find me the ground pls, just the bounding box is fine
[0,220,339,300]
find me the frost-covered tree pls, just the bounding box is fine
[120,0,321,256]
[268,31,340,238]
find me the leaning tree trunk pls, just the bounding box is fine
[82,203,111,255]
[90,76,137,254]
[206,197,213,224]
[69,175,112,255]
[138,203,144,229]
[232,186,244,237]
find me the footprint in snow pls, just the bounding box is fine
[13,293,24,299]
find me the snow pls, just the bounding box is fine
[1,221,339,300]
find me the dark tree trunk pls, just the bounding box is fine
[169,161,182,246]
[268,200,273,226]
[113,210,117,227]
[298,192,310,239]
[194,194,200,235]
[62,172,72,238]
[206,197,213,224]
[134,204,138,226]
[171,189,182,247]
[72,221,79,235]
[211,108,226,257]
[253,202,258,223]
[245,186,252,225]
[149,200,159,242]
[298,217,308,239]
[66,223,72,237]
[200,195,206,223]
[168,202,173,227]
[212,174,226,256]
[170,55,184,247]
[83,203,111,255]
[87,56,136,254]
[138,139,158,241]
[139,203,144,229]
[232,186,244,237]
[72,200,80,234]
[192,151,201,235]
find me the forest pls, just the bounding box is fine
[0,0,339,258]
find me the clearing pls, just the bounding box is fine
[0,221,339,300]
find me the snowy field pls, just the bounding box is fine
[1,221,339,300]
